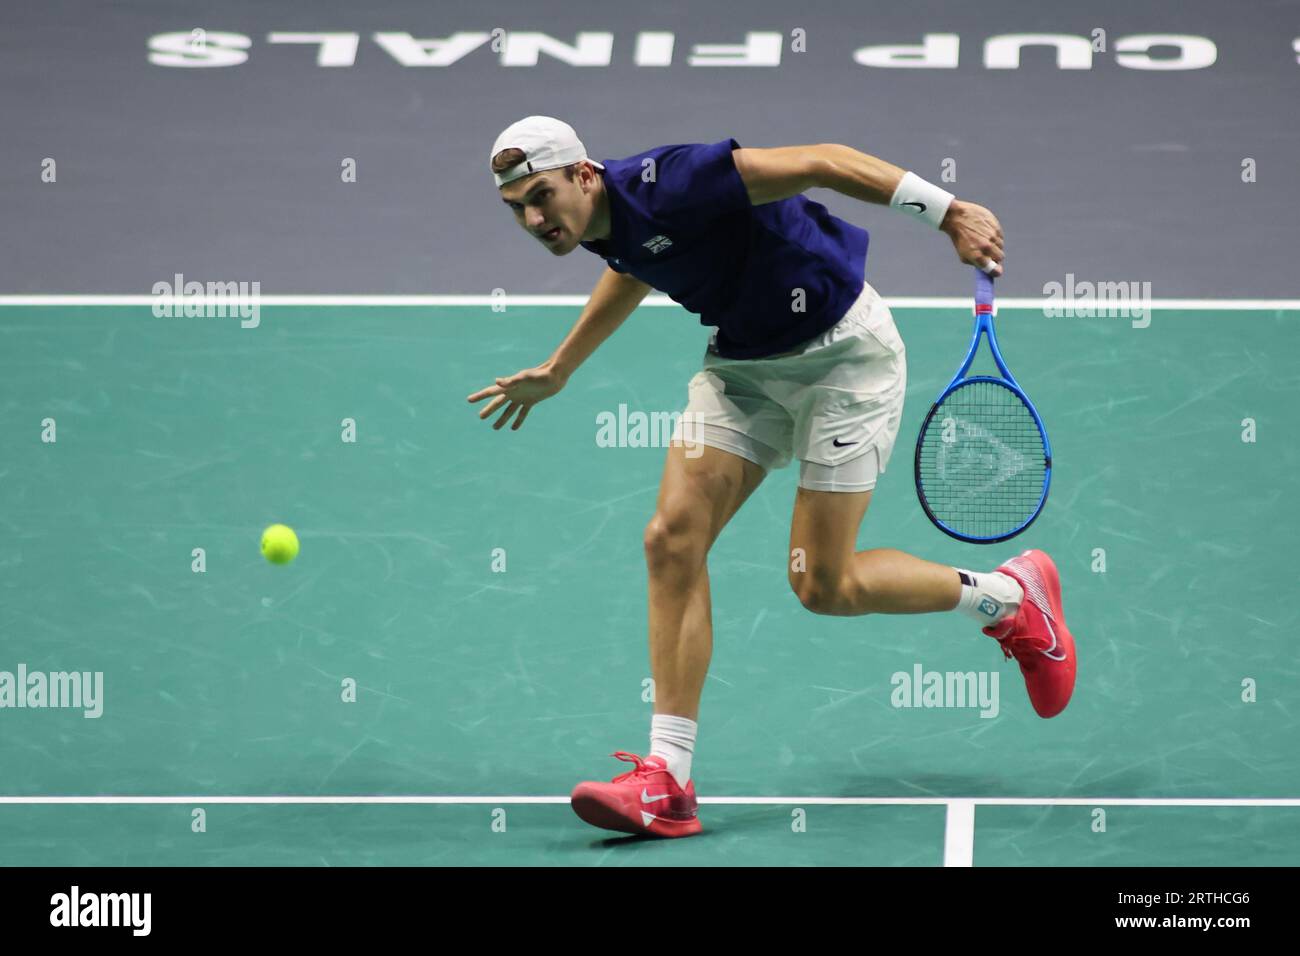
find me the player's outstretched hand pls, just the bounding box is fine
[941,200,1004,277]
[467,362,568,431]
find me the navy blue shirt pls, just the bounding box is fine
[579,138,869,359]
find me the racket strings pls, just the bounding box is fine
[918,380,1048,540]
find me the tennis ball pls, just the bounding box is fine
[261,524,299,564]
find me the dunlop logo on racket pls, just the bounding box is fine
[914,268,1052,543]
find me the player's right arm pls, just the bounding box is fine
[734,144,1004,275]
[467,266,653,431]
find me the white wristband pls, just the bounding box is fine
[889,171,955,229]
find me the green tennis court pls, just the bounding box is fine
[2,299,1297,865]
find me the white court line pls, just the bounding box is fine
[0,295,1298,310]
[944,800,976,868]
[7,795,1293,866]
[2,796,1296,806]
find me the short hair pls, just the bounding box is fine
[491,148,577,181]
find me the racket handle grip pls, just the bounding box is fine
[974,268,995,312]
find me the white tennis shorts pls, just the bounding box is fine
[670,279,906,492]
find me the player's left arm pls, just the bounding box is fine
[731,144,1004,275]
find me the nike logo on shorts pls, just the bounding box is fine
[832,438,858,447]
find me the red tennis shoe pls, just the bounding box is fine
[570,751,702,838]
[983,549,1077,718]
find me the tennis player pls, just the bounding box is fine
[470,116,1077,838]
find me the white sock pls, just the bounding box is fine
[649,714,697,786]
[954,569,1023,626]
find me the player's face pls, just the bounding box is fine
[499,166,594,256]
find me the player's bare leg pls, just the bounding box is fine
[787,487,960,615]
[569,441,763,836]
[645,442,764,719]
[787,484,1077,718]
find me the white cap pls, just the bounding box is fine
[489,115,605,187]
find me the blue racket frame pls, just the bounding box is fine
[914,269,1053,543]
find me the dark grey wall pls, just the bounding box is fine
[2,0,1297,296]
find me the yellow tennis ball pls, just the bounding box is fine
[261,524,299,564]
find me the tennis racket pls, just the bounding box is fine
[914,268,1051,543]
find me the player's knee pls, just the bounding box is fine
[643,511,707,571]
[790,565,847,615]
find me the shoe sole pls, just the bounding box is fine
[570,790,702,838]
